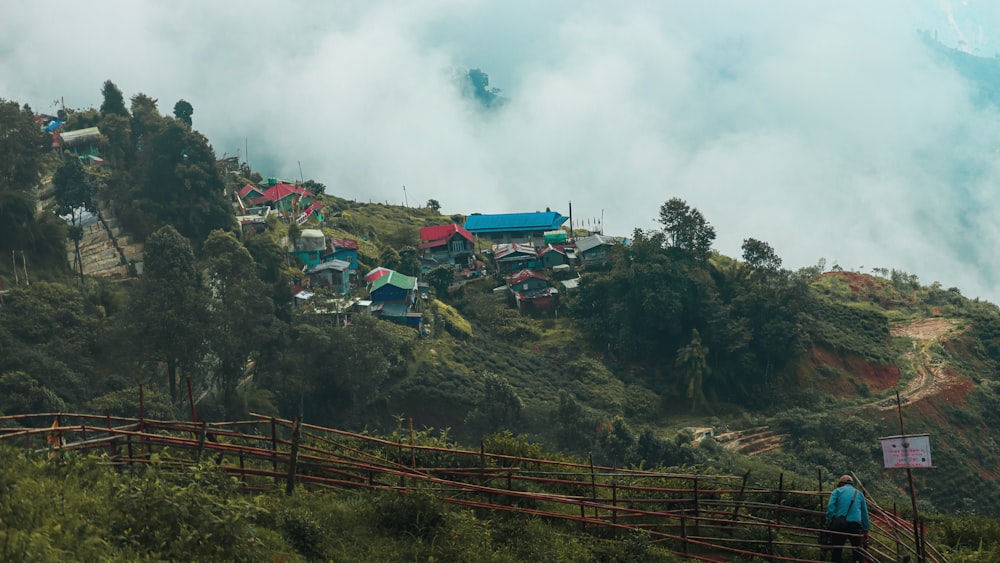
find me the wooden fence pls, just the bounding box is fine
[0,412,943,562]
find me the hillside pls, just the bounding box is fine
[3,86,1000,560]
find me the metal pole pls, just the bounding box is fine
[896,390,922,562]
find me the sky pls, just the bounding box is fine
[3,1,1000,299]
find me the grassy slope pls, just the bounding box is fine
[325,201,1000,518]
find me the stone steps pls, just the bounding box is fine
[66,205,143,279]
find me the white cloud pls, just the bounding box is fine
[4,1,1000,299]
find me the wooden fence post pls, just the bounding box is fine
[589,452,598,519]
[732,470,750,521]
[767,523,775,562]
[106,411,117,458]
[693,476,700,537]
[681,514,689,556]
[776,473,784,527]
[408,417,416,469]
[285,416,301,496]
[126,434,134,466]
[270,417,279,484]
[196,421,207,462]
[612,482,618,526]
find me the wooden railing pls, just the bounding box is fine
[0,412,943,562]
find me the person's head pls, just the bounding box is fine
[837,474,853,487]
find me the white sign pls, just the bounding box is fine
[880,434,932,469]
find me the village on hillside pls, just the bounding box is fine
[38,116,627,332]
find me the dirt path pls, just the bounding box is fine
[877,318,958,409]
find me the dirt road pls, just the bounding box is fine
[879,318,959,409]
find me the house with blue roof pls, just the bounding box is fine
[464,211,567,245]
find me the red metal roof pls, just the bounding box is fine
[506,269,547,285]
[260,182,312,202]
[328,237,358,250]
[494,243,537,260]
[537,244,567,257]
[363,267,393,283]
[420,224,474,245]
[238,184,263,198]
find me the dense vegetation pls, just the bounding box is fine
[3,80,1000,559]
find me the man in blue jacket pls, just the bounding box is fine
[825,474,870,563]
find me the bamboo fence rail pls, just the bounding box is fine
[0,412,943,562]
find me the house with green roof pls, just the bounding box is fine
[370,271,419,322]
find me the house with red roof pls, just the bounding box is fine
[538,244,573,269]
[505,269,558,313]
[419,223,475,271]
[239,179,315,214]
[321,237,359,271]
[492,243,540,274]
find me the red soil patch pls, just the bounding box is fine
[808,346,901,397]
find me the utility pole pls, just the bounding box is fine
[895,391,924,562]
[402,185,408,207]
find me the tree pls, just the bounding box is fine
[741,237,782,276]
[129,93,161,143]
[172,99,193,127]
[52,158,98,282]
[593,416,635,467]
[657,198,716,261]
[0,282,103,407]
[396,246,420,277]
[0,371,66,417]
[202,230,273,419]
[677,329,711,412]
[99,80,129,117]
[132,120,233,241]
[551,390,596,453]
[465,372,524,437]
[0,99,45,196]
[126,225,209,403]
[425,265,455,297]
[426,199,441,212]
[465,69,505,109]
[302,179,325,196]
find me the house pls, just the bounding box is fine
[419,223,475,270]
[290,229,327,268]
[575,234,621,267]
[505,269,558,313]
[506,269,550,296]
[464,211,568,245]
[370,271,418,318]
[561,276,582,292]
[55,127,101,149]
[245,179,315,214]
[306,259,351,295]
[237,206,270,234]
[364,266,393,284]
[493,243,539,274]
[538,244,571,269]
[322,237,359,271]
[238,184,266,207]
[54,127,102,156]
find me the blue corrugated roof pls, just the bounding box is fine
[464,211,567,233]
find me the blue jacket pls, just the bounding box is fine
[826,484,870,531]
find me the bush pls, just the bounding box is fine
[373,490,445,539]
